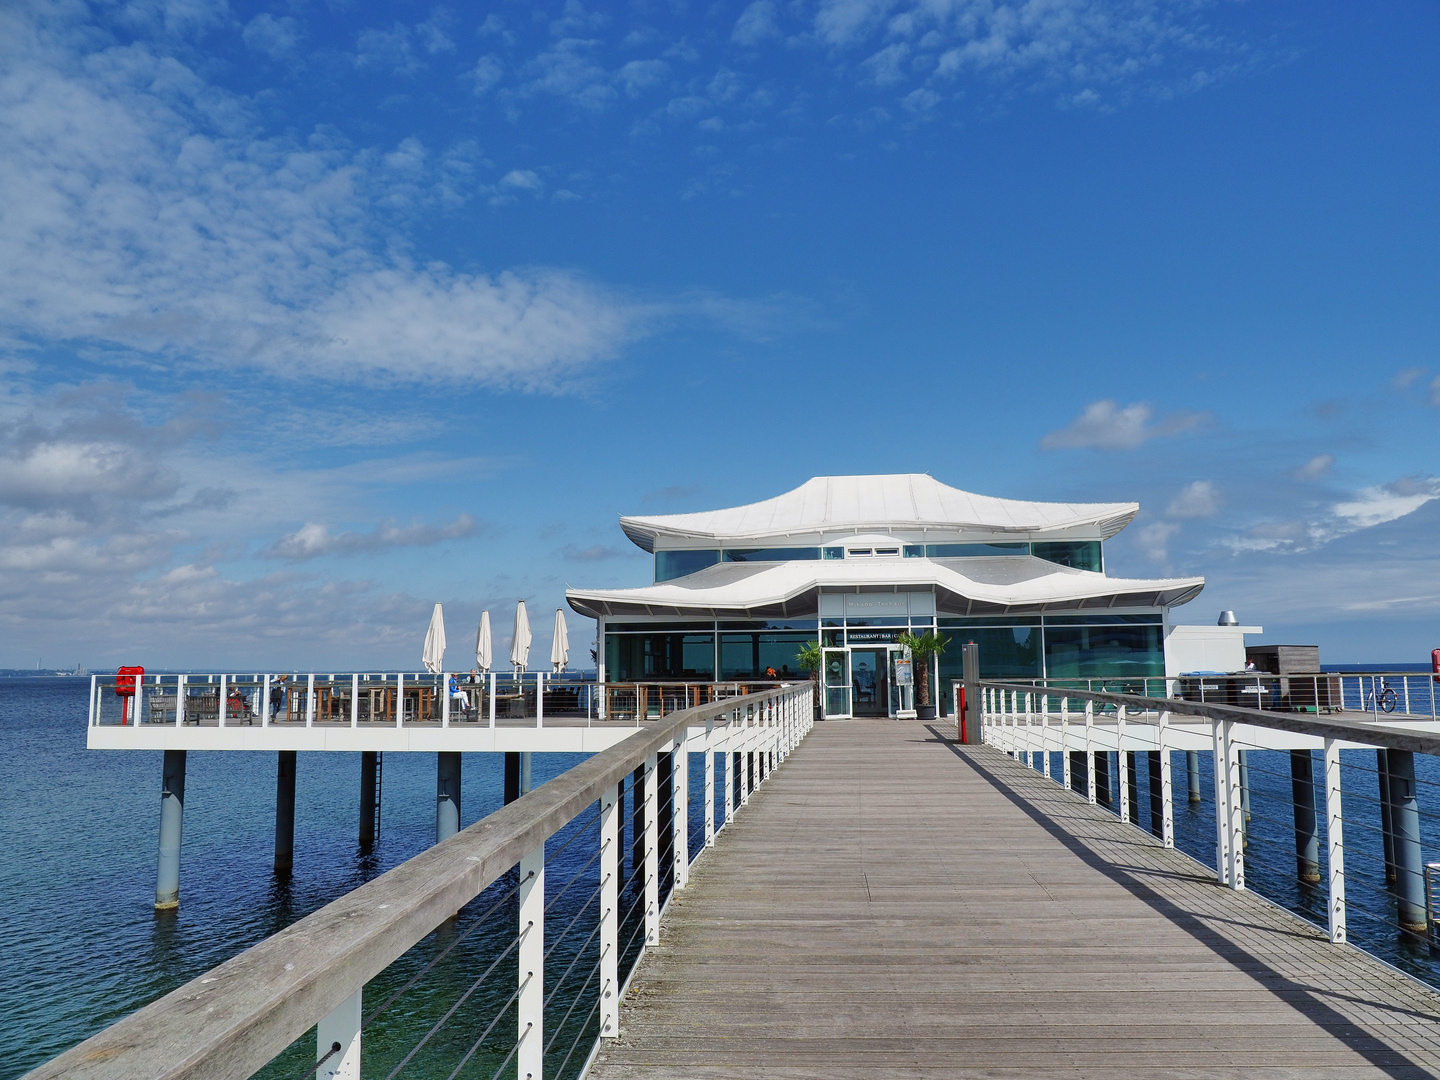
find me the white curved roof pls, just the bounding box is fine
[620,474,1137,552]
[566,556,1202,619]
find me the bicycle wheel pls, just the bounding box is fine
[1379,688,1398,713]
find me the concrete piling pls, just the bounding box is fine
[1125,752,1140,824]
[504,752,521,805]
[1148,750,1164,839]
[155,749,186,911]
[359,751,379,848]
[1386,749,1427,932]
[1290,749,1320,884]
[274,750,296,874]
[1069,751,1087,797]
[1379,750,1396,885]
[436,752,461,845]
[1093,752,1111,806]
[1187,750,1201,804]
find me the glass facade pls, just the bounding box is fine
[920,542,1030,558]
[1032,541,1103,572]
[604,621,819,681]
[605,631,716,681]
[655,549,720,582]
[719,632,813,680]
[1044,624,1163,679]
[724,547,822,562]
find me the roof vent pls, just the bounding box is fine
[1217,610,1238,626]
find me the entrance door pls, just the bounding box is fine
[851,649,889,717]
[823,650,851,718]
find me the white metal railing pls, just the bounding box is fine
[964,672,1439,721]
[87,671,604,730]
[970,679,1440,955]
[36,684,814,1080]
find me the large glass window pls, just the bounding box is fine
[719,631,813,680]
[937,627,1042,713]
[655,550,720,582]
[1044,625,1163,679]
[926,542,1030,558]
[1033,541,1103,573]
[606,632,715,680]
[723,547,822,562]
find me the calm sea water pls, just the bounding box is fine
[8,676,1440,1079]
[0,677,694,1080]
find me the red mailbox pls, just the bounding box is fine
[115,665,144,725]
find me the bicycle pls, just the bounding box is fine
[1366,678,1398,714]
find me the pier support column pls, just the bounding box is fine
[1187,750,1202,804]
[1093,752,1111,806]
[1386,749,1427,932]
[436,752,461,845]
[1239,749,1253,848]
[1068,751,1087,797]
[359,751,378,848]
[504,752,521,805]
[274,750,297,874]
[520,751,532,795]
[1290,749,1321,883]
[1148,750,1164,839]
[1378,750,1397,884]
[155,749,186,911]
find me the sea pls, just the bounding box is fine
[4,670,1440,1079]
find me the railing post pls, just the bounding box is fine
[1117,705,1130,824]
[723,715,735,828]
[673,732,689,889]
[88,673,97,726]
[1040,694,1050,779]
[1084,700,1096,805]
[644,752,659,946]
[1221,720,1245,890]
[517,844,544,1080]
[705,720,716,847]
[1061,698,1071,790]
[1158,710,1174,848]
[177,673,187,728]
[441,672,450,727]
[1324,737,1347,944]
[599,783,619,1039]
[134,674,144,730]
[351,673,359,727]
[537,672,545,728]
[306,673,315,727]
[394,673,402,726]
[316,988,361,1080]
[1212,720,1231,886]
[489,671,497,727]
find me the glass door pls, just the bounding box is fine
[823,650,851,718]
[850,648,888,717]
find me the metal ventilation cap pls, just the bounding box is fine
[1217,610,1238,626]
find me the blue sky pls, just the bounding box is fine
[2,0,1438,670]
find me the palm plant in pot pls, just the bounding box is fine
[795,640,823,720]
[896,631,949,721]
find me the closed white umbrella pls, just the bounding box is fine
[510,600,531,673]
[422,603,447,674]
[475,610,492,673]
[551,608,570,672]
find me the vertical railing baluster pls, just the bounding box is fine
[1158,710,1174,848]
[1212,720,1230,886]
[705,719,716,847]
[1117,705,1130,824]
[351,673,359,728]
[517,844,544,1080]
[644,752,659,946]
[1085,700,1096,805]
[177,674,187,728]
[599,784,619,1039]
[1040,694,1051,779]
[1324,737,1347,944]
[219,673,228,728]
[306,673,315,727]
[1061,697,1072,791]
[316,989,361,1080]
[724,713,735,828]
[673,732,689,889]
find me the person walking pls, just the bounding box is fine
[270,674,289,720]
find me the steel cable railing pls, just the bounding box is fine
[35,684,814,1080]
[977,680,1440,986]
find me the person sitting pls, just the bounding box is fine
[449,673,470,718]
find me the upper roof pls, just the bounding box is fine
[619,474,1138,552]
[566,555,1203,620]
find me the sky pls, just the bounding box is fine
[1,0,1438,671]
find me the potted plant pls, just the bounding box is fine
[795,640,824,720]
[896,631,949,721]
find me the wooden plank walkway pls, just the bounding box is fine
[589,719,1440,1078]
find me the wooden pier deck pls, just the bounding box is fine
[590,719,1440,1078]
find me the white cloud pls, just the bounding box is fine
[1394,366,1426,389]
[861,42,910,86]
[732,1,780,46]
[263,515,480,561]
[0,5,642,388]
[1136,521,1179,564]
[1166,480,1220,519]
[617,59,668,96]
[467,54,504,94]
[1039,400,1209,451]
[1332,477,1440,531]
[1291,454,1335,481]
[243,14,301,59]
[1431,375,1440,408]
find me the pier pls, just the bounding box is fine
[31,678,1440,1079]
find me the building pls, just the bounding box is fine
[566,474,1215,720]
